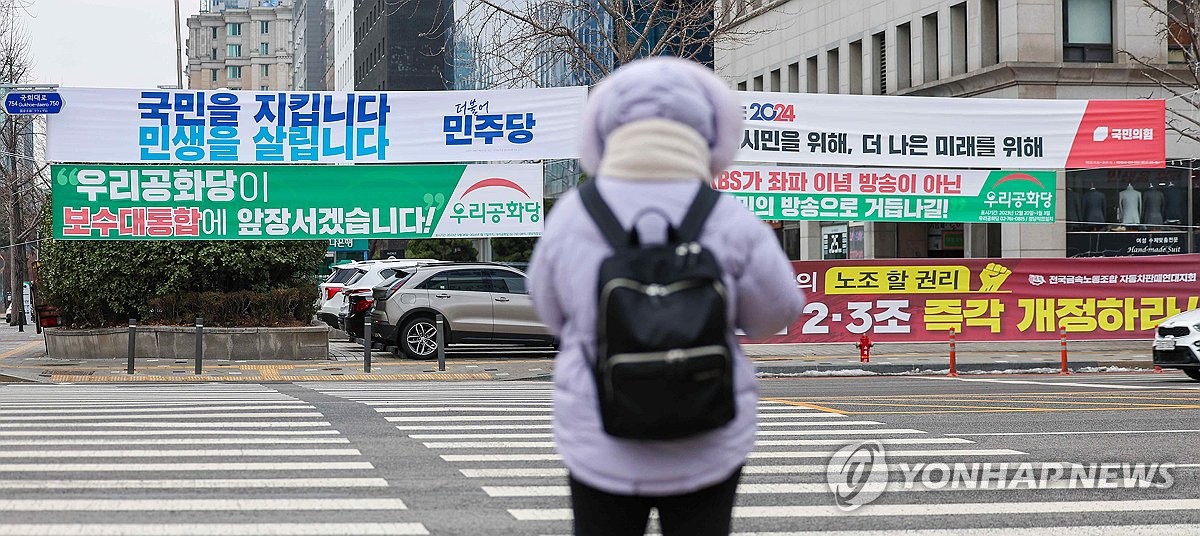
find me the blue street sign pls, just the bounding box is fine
[4,92,63,115]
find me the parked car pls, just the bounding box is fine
[1152,308,1200,381]
[317,261,371,329]
[334,258,438,340]
[370,262,554,359]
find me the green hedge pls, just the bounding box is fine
[145,286,316,327]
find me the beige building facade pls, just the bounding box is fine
[186,2,295,91]
[717,0,1200,260]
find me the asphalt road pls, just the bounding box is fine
[1,372,1198,535]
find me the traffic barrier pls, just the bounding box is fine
[1059,325,1070,375]
[194,317,204,375]
[127,318,136,375]
[948,328,958,377]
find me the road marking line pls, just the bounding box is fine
[461,468,567,477]
[443,454,563,462]
[0,340,43,360]
[0,405,315,414]
[0,412,325,421]
[0,430,341,436]
[931,378,1181,389]
[0,498,407,511]
[0,421,331,428]
[510,498,1200,520]
[0,524,430,535]
[0,462,375,472]
[758,399,850,415]
[375,406,552,412]
[717,525,1200,536]
[487,478,1165,497]
[748,449,1024,458]
[951,429,1200,436]
[0,478,389,489]
[386,415,552,422]
[395,424,553,431]
[0,449,361,458]
[0,438,351,446]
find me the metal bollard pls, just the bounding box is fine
[127,318,137,374]
[194,317,204,375]
[364,304,373,373]
[1059,326,1070,376]
[948,327,958,377]
[436,314,446,372]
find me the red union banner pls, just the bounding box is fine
[752,254,1200,343]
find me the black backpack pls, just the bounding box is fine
[578,180,735,440]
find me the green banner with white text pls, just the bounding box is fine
[51,164,544,240]
[712,167,1056,223]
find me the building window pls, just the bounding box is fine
[981,0,1000,66]
[752,75,763,91]
[737,81,747,91]
[922,12,939,83]
[261,64,269,77]
[260,42,269,55]
[1063,0,1113,62]
[849,40,863,94]
[788,62,799,92]
[227,23,241,37]
[211,69,217,82]
[770,69,781,92]
[1065,165,1190,256]
[806,55,818,93]
[228,65,242,80]
[951,2,967,75]
[260,20,270,34]
[871,32,886,94]
[1168,0,1190,64]
[226,44,241,58]
[826,48,840,93]
[210,48,217,60]
[260,85,269,90]
[897,22,912,89]
[210,27,217,40]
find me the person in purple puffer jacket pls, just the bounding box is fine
[527,56,807,536]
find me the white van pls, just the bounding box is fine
[319,259,437,334]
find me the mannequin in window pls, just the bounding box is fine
[1066,186,1084,229]
[1143,182,1165,226]
[1118,183,1141,225]
[1083,185,1107,223]
[1164,181,1184,224]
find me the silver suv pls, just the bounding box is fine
[370,263,553,359]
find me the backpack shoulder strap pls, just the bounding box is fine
[578,180,627,250]
[677,184,720,242]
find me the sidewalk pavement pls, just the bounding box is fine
[0,324,1156,383]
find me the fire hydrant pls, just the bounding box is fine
[855,334,873,363]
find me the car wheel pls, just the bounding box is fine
[400,317,439,360]
[1183,368,1200,382]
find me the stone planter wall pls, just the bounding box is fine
[44,325,329,360]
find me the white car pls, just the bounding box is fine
[323,259,437,336]
[317,261,372,329]
[1152,308,1200,381]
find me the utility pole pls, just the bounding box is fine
[175,0,184,89]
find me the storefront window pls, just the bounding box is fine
[1065,163,1190,256]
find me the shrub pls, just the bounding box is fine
[145,286,316,327]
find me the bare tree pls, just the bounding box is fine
[0,0,48,327]
[386,0,786,89]
[1129,0,1200,144]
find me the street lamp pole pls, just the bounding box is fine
[175,0,184,89]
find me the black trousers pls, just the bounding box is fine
[568,467,742,536]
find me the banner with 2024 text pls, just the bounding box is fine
[737,92,1165,169]
[712,166,1055,223]
[50,164,543,240]
[751,254,1200,344]
[45,86,586,164]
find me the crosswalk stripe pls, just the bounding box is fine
[0,478,389,489]
[759,413,851,418]
[748,449,1023,458]
[443,454,563,462]
[376,406,553,412]
[395,424,553,431]
[509,498,1200,520]
[0,438,351,446]
[424,441,556,448]
[461,468,567,477]
[0,405,314,414]
[0,430,342,436]
[412,435,965,444]
[0,412,325,421]
[0,449,362,458]
[720,525,1200,535]
[0,498,408,511]
[0,421,331,428]
[0,524,429,536]
[0,462,375,472]
[386,415,552,422]
[485,478,1162,497]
